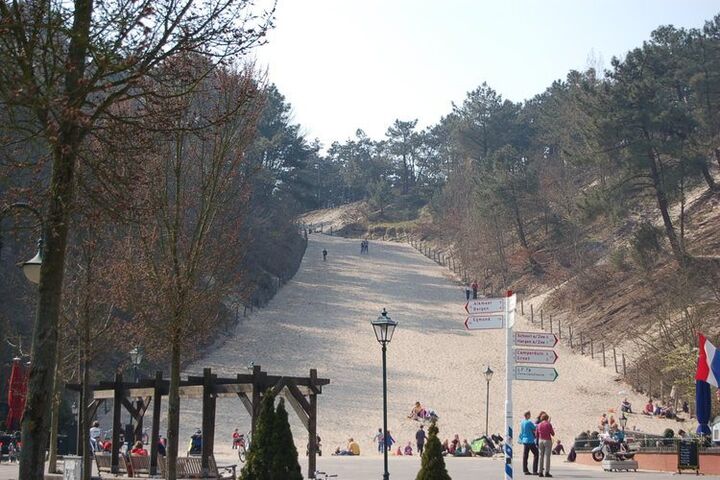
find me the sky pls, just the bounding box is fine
[253,1,720,148]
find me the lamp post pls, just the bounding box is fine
[371,308,397,480]
[128,347,144,443]
[71,401,79,455]
[483,366,494,436]
[0,202,44,283]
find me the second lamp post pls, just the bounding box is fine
[483,366,494,436]
[371,308,397,480]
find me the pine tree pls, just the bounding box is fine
[269,399,303,480]
[240,391,277,480]
[416,421,451,480]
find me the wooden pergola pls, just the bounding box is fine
[67,365,330,478]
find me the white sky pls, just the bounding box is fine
[253,1,720,147]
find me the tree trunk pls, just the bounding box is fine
[166,334,182,480]
[47,347,62,474]
[20,143,78,480]
[81,354,92,480]
[700,161,718,191]
[648,149,685,265]
[715,148,720,172]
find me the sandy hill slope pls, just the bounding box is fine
[181,234,686,461]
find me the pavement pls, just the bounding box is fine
[1,457,717,480]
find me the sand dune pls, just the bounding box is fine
[179,234,686,461]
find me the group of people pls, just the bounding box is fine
[0,435,20,463]
[641,398,682,419]
[370,426,424,457]
[408,401,439,422]
[520,410,557,477]
[360,240,370,254]
[333,438,360,456]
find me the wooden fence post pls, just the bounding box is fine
[520,298,524,316]
[590,339,594,359]
[602,342,606,367]
[568,325,573,348]
[580,333,584,354]
[622,353,627,377]
[530,304,534,323]
[549,315,553,333]
[558,320,562,339]
[540,310,544,329]
[613,347,618,374]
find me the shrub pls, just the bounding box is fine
[269,399,302,480]
[416,421,451,480]
[240,391,276,480]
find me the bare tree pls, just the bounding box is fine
[0,1,274,477]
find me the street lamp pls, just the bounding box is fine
[129,346,144,382]
[483,366,494,436]
[0,203,44,284]
[371,308,397,480]
[71,401,80,455]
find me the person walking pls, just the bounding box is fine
[415,425,427,456]
[384,430,396,452]
[464,284,471,301]
[373,428,384,453]
[322,249,327,261]
[471,280,479,299]
[537,413,555,477]
[520,411,538,475]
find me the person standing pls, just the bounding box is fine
[373,428,384,453]
[464,284,471,301]
[416,425,427,456]
[537,413,555,477]
[322,249,327,261]
[520,411,538,475]
[89,421,102,452]
[471,280,479,299]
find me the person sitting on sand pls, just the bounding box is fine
[621,398,632,414]
[598,413,609,432]
[441,439,450,455]
[552,439,565,455]
[654,402,663,416]
[643,400,654,415]
[608,415,617,430]
[408,401,426,420]
[462,439,472,457]
[395,446,403,456]
[333,438,360,456]
[404,442,413,455]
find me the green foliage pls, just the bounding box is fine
[663,428,675,438]
[416,422,451,480]
[629,222,663,270]
[608,247,630,272]
[269,399,303,480]
[240,391,276,480]
[368,179,394,217]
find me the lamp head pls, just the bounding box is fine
[22,248,42,284]
[483,365,494,382]
[129,346,144,366]
[371,308,397,344]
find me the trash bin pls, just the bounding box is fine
[63,455,82,480]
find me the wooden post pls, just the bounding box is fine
[602,343,606,367]
[530,304,534,323]
[202,368,216,474]
[520,298,524,316]
[540,310,544,329]
[558,319,562,339]
[569,326,573,348]
[251,365,262,436]
[613,348,618,374]
[590,339,594,359]
[622,353,627,377]
[580,333,584,354]
[150,372,162,476]
[308,369,318,479]
[111,373,123,474]
[549,315,553,333]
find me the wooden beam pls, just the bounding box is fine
[251,365,262,436]
[201,368,216,474]
[284,379,311,413]
[111,374,122,474]
[308,369,318,479]
[236,392,254,417]
[284,388,310,431]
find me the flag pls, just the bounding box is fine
[695,334,720,387]
[695,334,717,436]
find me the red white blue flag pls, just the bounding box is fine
[696,334,719,387]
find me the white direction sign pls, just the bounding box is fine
[465,298,505,315]
[465,315,504,330]
[514,348,558,365]
[514,366,559,382]
[514,331,558,348]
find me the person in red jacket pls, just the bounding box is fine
[470,281,479,299]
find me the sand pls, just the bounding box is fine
[177,234,687,462]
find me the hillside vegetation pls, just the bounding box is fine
[299,15,720,408]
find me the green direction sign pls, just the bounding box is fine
[514,366,558,382]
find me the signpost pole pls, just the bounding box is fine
[504,290,513,480]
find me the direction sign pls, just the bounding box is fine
[465,315,504,330]
[465,298,505,315]
[514,331,558,348]
[507,294,516,313]
[514,348,558,365]
[514,366,558,382]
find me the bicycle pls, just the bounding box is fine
[235,435,248,463]
[314,471,338,479]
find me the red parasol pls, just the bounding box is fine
[5,358,28,432]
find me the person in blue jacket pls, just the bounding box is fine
[520,411,538,475]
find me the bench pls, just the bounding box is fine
[128,454,151,476]
[94,452,128,476]
[156,455,236,479]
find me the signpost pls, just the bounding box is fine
[514,331,558,348]
[514,348,558,365]
[514,366,559,382]
[465,315,504,330]
[465,298,505,315]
